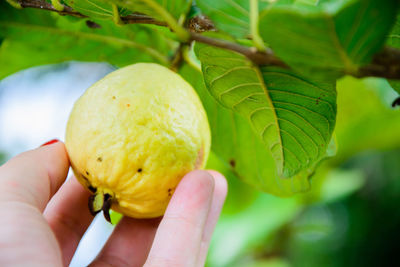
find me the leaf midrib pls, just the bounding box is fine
[253,66,284,175]
[324,14,357,72]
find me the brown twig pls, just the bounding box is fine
[189,33,288,67]
[18,0,166,25]
[357,47,400,79]
[12,0,400,79]
[169,43,185,72]
[19,0,87,17]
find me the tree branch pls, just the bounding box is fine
[189,33,288,67]
[12,0,400,80]
[357,47,400,79]
[19,0,85,17]
[18,0,167,25]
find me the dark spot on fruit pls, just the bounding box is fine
[392,97,400,107]
[112,96,116,100]
[86,171,90,175]
[82,175,89,182]
[88,185,97,193]
[86,20,101,29]
[97,157,103,162]
[168,188,174,196]
[229,159,236,167]
[127,103,130,107]
[137,168,142,173]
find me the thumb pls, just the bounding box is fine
[0,140,70,211]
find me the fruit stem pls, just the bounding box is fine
[102,194,112,222]
[88,191,113,223]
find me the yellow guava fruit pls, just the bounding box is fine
[65,63,211,220]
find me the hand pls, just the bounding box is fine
[0,141,227,267]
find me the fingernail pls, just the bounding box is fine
[40,139,60,147]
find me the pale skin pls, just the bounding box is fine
[0,141,227,266]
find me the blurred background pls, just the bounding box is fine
[1,62,400,267]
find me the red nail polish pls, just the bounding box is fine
[40,139,59,147]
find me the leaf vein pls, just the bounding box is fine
[83,0,113,14]
[219,83,262,100]
[268,88,336,115]
[209,66,254,86]
[280,128,310,164]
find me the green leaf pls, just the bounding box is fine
[195,0,292,39]
[63,0,130,21]
[194,42,337,178]
[180,63,332,196]
[110,0,190,21]
[386,14,400,94]
[0,2,170,79]
[259,0,399,78]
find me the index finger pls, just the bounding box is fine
[0,141,70,211]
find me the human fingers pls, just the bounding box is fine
[0,140,69,266]
[0,140,69,211]
[197,171,227,267]
[144,170,214,267]
[90,217,161,267]
[44,176,93,266]
[0,199,63,266]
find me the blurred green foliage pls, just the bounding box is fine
[0,151,7,165]
[203,75,400,267]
